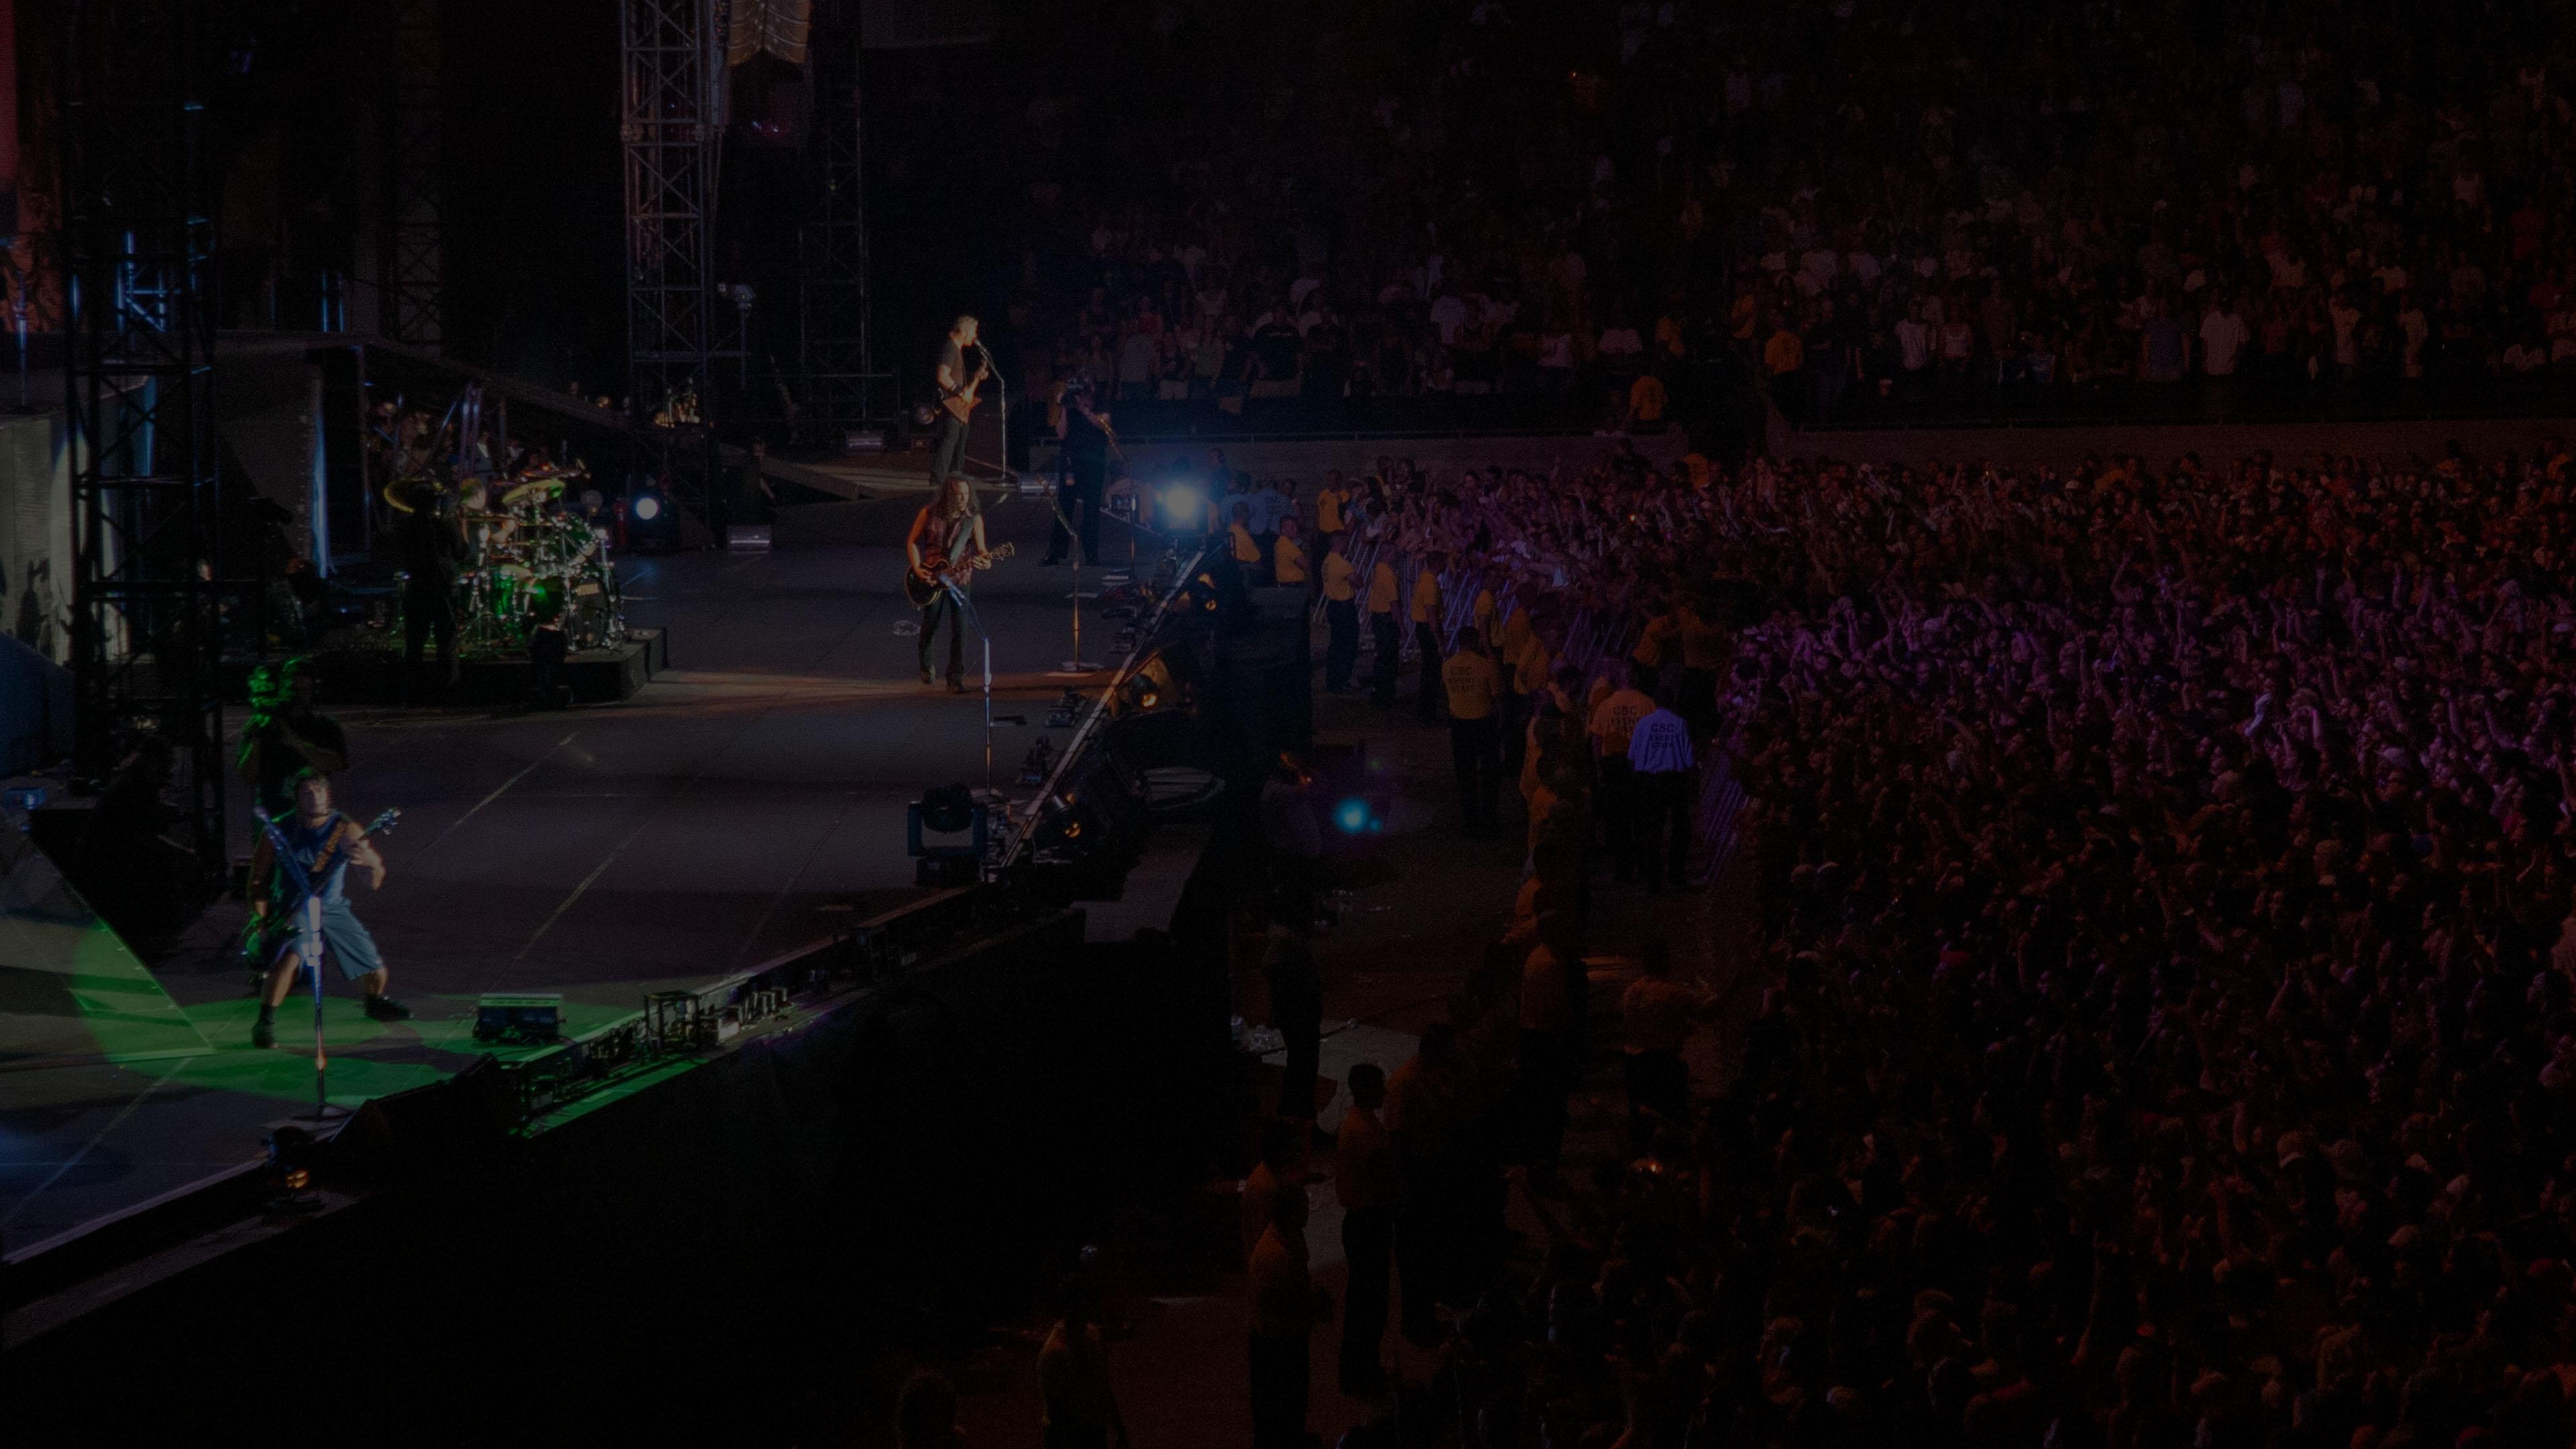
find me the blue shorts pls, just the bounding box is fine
[271,900,386,981]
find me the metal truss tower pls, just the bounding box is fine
[60,0,225,869]
[620,0,721,504]
[383,0,445,347]
[797,17,888,439]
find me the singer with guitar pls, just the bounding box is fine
[907,474,1008,692]
[248,769,410,1048]
[931,315,989,485]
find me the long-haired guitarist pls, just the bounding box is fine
[931,315,989,485]
[906,474,989,692]
[249,769,409,1048]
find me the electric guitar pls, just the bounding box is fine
[939,354,992,424]
[904,542,1014,609]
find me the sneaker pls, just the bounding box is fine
[363,994,414,1022]
[948,678,967,694]
[252,1018,276,1049]
[920,668,934,686]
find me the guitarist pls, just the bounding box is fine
[930,315,989,484]
[906,474,989,692]
[249,769,409,1048]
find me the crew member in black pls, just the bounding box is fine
[1044,380,1112,566]
[395,487,469,692]
[236,656,350,818]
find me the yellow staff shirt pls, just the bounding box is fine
[1230,523,1261,563]
[1590,687,1655,758]
[1366,561,1400,615]
[1472,588,1500,643]
[1513,635,1554,694]
[1631,614,1679,669]
[1274,535,1309,584]
[1441,649,1501,720]
[1315,488,1346,535]
[1322,551,1358,601]
[1679,609,1729,669]
[1409,570,1442,626]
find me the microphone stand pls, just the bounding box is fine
[257,810,341,1122]
[1044,481,1104,675]
[977,341,1008,482]
[943,578,1008,808]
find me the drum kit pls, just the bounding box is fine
[409,466,627,651]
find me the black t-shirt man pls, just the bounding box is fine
[395,500,469,586]
[1063,398,1112,468]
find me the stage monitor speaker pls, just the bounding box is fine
[474,993,564,1044]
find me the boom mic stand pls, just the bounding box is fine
[941,580,1024,809]
[1044,481,1104,675]
[977,341,1008,483]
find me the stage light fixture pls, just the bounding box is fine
[632,491,663,522]
[1156,478,1208,533]
[1334,796,1377,835]
[265,1124,324,1209]
[1114,651,1185,718]
[908,783,987,887]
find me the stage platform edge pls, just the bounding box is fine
[303,627,669,706]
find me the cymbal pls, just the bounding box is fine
[461,510,516,522]
[502,477,567,506]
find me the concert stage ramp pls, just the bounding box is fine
[0,491,1186,1270]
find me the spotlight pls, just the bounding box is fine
[907,783,988,887]
[631,491,663,522]
[1334,796,1377,835]
[265,1124,324,1211]
[1156,478,1208,533]
[1113,651,1186,718]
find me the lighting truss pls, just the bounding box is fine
[61,0,225,869]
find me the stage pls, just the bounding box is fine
[0,489,1171,1267]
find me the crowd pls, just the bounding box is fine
[1215,432,2576,1448]
[1006,0,2576,428]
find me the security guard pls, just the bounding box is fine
[1442,627,1504,835]
[1322,534,1361,692]
[1409,555,1446,724]
[1366,551,1403,710]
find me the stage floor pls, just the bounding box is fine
[1,491,1161,1260]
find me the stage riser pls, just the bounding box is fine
[0,914,1231,1442]
[303,627,669,706]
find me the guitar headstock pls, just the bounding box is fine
[364,807,402,837]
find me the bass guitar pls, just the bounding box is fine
[239,808,403,973]
[904,542,1015,609]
